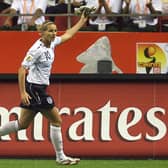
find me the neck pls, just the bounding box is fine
[41,38,51,48]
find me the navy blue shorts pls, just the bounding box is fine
[20,82,55,112]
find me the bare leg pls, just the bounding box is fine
[41,107,80,165]
[18,108,37,129]
[41,107,62,127]
[41,107,64,157]
[0,108,36,136]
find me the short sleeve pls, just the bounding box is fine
[21,48,41,69]
[52,36,62,48]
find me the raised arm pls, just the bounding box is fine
[60,12,88,43]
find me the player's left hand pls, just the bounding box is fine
[84,7,96,17]
[76,6,96,18]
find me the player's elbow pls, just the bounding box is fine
[61,32,73,43]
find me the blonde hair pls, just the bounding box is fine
[37,20,55,32]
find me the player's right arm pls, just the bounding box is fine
[18,66,31,106]
[60,12,88,43]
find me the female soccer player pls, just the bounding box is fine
[0,10,89,165]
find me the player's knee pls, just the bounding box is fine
[58,117,62,125]
[18,121,29,130]
[51,118,62,127]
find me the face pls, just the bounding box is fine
[41,24,57,43]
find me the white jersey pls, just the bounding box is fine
[11,0,47,25]
[21,36,62,85]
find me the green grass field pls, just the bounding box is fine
[1,159,168,168]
